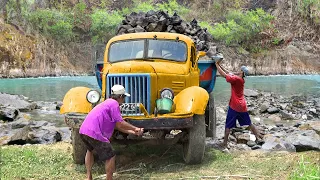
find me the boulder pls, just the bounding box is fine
[0,93,36,111]
[127,28,135,33]
[10,119,31,129]
[279,103,288,110]
[134,26,145,33]
[146,10,156,17]
[236,133,251,144]
[205,45,217,57]
[30,120,50,128]
[136,17,149,27]
[248,107,259,115]
[8,126,33,144]
[32,126,62,144]
[146,23,157,32]
[170,13,182,25]
[146,15,158,23]
[251,145,262,150]
[262,135,296,152]
[58,127,71,142]
[307,121,320,135]
[267,107,280,114]
[0,106,19,121]
[260,102,269,113]
[285,130,320,151]
[244,89,259,97]
[167,25,173,31]
[247,140,256,147]
[55,101,63,110]
[268,114,281,122]
[279,110,294,120]
[309,108,318,117]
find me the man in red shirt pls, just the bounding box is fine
[215,60,263,150]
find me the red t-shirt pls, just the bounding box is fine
[226,74,247,112]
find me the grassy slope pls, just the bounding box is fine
[1,142,319,180]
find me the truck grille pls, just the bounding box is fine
[106,74,151,116]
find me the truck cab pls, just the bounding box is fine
[60,32,218,165]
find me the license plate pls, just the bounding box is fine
[120,103,138,111]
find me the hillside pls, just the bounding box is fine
[0,0,319,77]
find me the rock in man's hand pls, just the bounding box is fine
[134,128,144,136]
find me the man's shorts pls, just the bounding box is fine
[225,107,252,129]
[80,134,116,161]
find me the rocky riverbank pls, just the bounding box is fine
[0,91,319,153]
[208,89,320,152]
[0,92,69,145]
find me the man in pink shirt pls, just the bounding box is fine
[215,60,263,150]
[79,84,144,180]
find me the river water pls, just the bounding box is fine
[0,75,319,104]
[0,75,319,127]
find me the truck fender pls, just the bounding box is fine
[173,86,209,115]
[60,87,93,114]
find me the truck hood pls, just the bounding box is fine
[106,61,189,75]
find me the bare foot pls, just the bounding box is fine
[218,142,228,149]
[222,148,231,154]
[84,176,92,180]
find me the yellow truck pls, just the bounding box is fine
[60,32,219,165]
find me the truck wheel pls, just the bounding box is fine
[205,95,217,138]
[183,115,206,164]
[71,128,86,164]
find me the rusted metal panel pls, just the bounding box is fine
[64,113,86,128]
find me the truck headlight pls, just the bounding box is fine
[86,90,101,104]
[160,88,174,100]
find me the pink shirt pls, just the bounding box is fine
[226,74,247,112]
[79,98,123,142]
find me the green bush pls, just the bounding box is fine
[210,8,274,45]
[157,0,189,16]
[73,2,91,32]
[28,9,74,41]
[131,0,156,13]
[5,0,33,23]
[90,9,123,43]
[297,0,320,25]
[199,21,215,36]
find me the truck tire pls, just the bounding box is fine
[205,95,217,138]
[183,115,206,164]
[71,128,86,164]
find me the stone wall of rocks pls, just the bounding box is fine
[116,10,217,56]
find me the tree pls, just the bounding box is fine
[0,0,9,21]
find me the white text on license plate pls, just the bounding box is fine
[120,103,138,111]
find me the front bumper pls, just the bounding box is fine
[126,117,193,130]
[64,113,193,130]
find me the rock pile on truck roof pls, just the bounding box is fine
[116,10,217,57]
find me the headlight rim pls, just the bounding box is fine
[86,89,101,104]
[160,88,174,100]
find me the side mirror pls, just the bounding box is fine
[197,51,206,59]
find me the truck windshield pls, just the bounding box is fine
[108,39,187,63]
[147,40,187,62]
